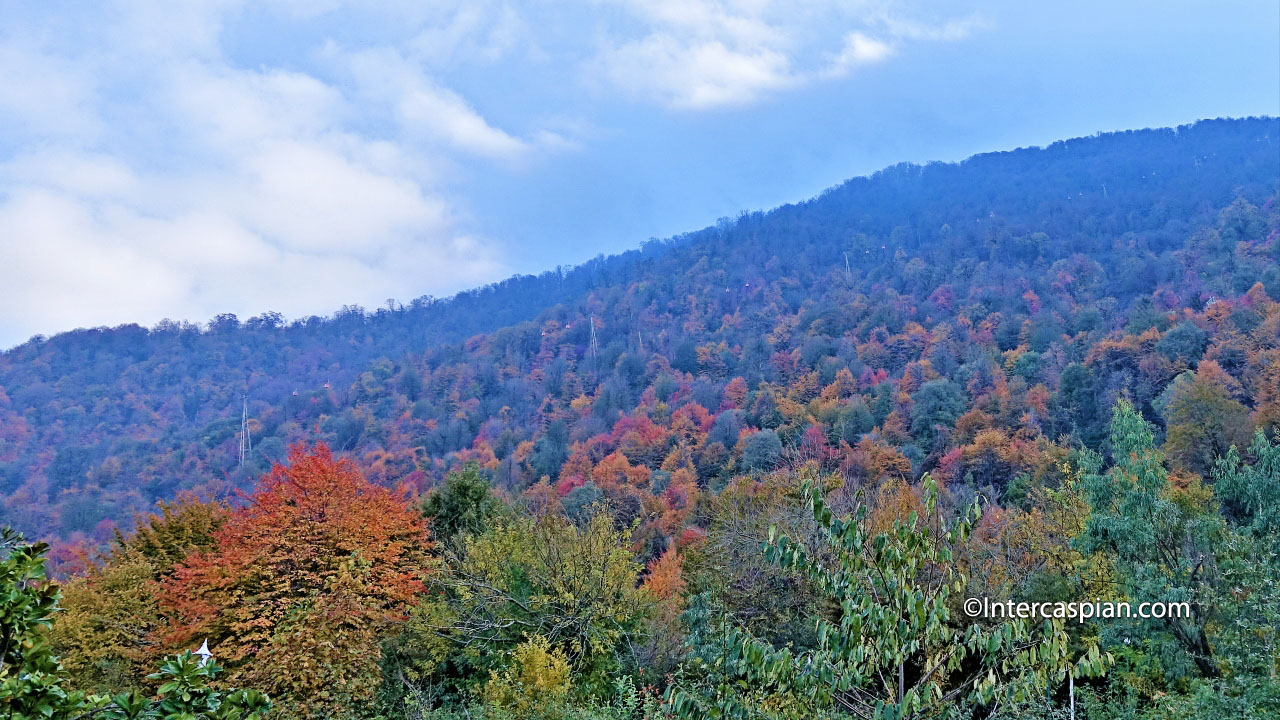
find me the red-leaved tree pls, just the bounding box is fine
[159,443,435,718]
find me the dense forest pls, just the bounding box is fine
[2,117,1279,719]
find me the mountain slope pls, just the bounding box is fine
[1,116,1277,543]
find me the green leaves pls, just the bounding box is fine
[668,473,1079,719]
[1079,400,1226,680]
[1214,430,1280,536]
[0,529,271,720]
[0,528,92,720]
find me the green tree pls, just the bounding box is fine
[742,430,783,472]
[831,399,874,446]
[0,528,87,719]
[1078,400,1222,678]
[50,495,227,695]
[47,551,160,696]
[679,477,822,652]
[129,652,272,720]
[1214,429,1280,535]
[562,481,605,525]
[530,421,570,480]
[1210,431,1280,692]
[1056,362,1102,446]
[422,463,505,551]
[673,340,699,374]
[1077,411,1280,715]
[385,511,650,711]
[909,380,966,451]
[667,475,1104,719]
[1156,322,1209,363]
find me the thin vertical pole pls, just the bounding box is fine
[1069,672,1075,720]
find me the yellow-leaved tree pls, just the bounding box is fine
[386,509,649,711]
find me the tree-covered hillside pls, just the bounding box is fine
[0,117,1277,545]
[2,117,1279,720]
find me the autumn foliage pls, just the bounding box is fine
[9,120,1280,719]
[158,444,434,717]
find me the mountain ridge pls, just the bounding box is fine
[9,116,1274,354]
[1,115,1277,543]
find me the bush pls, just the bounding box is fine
[482,635,571,719]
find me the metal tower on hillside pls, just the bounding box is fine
[238,395,252,466]
[588,314,599,360]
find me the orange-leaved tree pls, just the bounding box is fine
[159,443,435,719]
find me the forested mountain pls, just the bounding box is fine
[1,116,1277,546]
[4,116,1279,720]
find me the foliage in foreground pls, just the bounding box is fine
[381,508,653,715]
[159,445,436,718]
[28,421,1280,719]
[665,474,1107,720]
[0,528,271,719]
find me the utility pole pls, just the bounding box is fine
[1069,672,1075,720]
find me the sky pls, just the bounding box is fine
[0,1,1277,349]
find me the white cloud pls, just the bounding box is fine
[0,149,504,344]
[2,151,138,199]
[592,0,982,110]
[0,2,541,346]
[343,48,530,159]
[405,1,529,66]
[0,43,101,141]
[164,64,346,152]
[0,0,984,345]
[877,14,985,42]
[834,31,894,67]
[103,0,242,60]
[602,36,793,110]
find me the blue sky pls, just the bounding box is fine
[0,1,1276,348]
